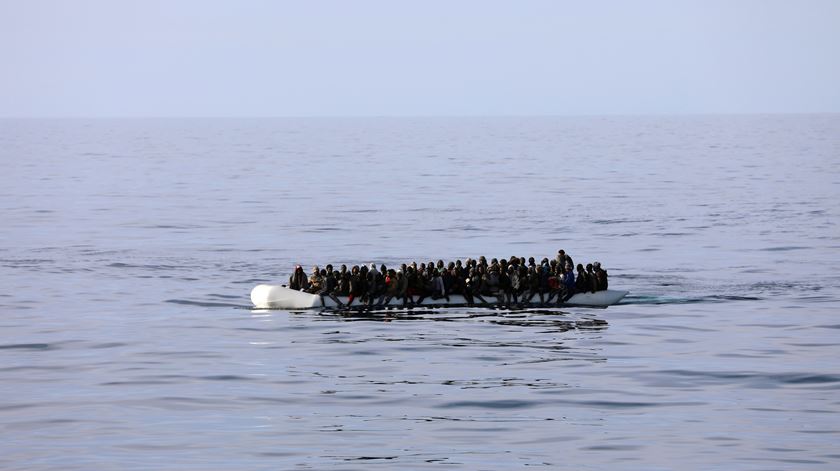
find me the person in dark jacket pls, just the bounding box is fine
[317,269,343,307]
[585,263,598,293]
[289,265,309,291]
[575,264,589,294]
[499,266,513,306]
[336,268,350,296]
[593,262,608,291]
[466,268,488,305]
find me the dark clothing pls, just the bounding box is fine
[594,268,608,291]
[576,271,590,293]
[289,270,308,291]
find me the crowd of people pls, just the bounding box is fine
[287,250,610,308]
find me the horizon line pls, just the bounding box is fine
[2,111,839,120]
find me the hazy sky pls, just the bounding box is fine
[1,0,839,117]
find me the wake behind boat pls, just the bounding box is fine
[251,284,628,310]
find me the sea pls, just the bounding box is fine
[1,115,839,470]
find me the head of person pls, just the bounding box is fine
[586,263,593,272]
[312,265,319,274]
[577,263,584,272]
[594,262,601,269]
[320,269,327,276]
[340,264,347,273]
[352,265,359,274]
[326,264,333,272]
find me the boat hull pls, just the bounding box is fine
[250,284,628,310]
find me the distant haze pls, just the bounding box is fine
[1,0,839,117]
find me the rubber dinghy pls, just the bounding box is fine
[251,284,628,310]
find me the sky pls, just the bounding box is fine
[1,0,839,117]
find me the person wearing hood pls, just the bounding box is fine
[289,265,309,291]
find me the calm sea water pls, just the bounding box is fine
[2,115,839,470]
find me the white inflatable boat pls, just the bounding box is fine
[251,284,628,310]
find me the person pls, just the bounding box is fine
[508,264,521,305]
[556,249,573,269]
[545,267,563,304]
[305,266,323,294]
[336,267,350,297]
[441,267,454,299]
[575,264,589,294]
[593,262,608,291]
[484,265,500,300]
[347,265,363,306]
[289,265,308,291]
[412,266,429,305]
[353,265,364,303]
[562,263,576,301]
[365,264,380,306]
[317,268,343,307]
[499,264,513,305]
[377,269,400,306]
[431,269,448,301]
[396,269,410,305]
[466,268,488,305]
[524,265,543,304]
[449,266,469,304]
[585,263,598,293]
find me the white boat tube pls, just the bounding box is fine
[250,284,628,310]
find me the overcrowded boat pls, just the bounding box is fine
[251,251,628,310]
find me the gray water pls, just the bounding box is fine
[2,115,839,470]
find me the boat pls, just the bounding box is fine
[250,284,628,310]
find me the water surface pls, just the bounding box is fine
[1,115,839,469]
